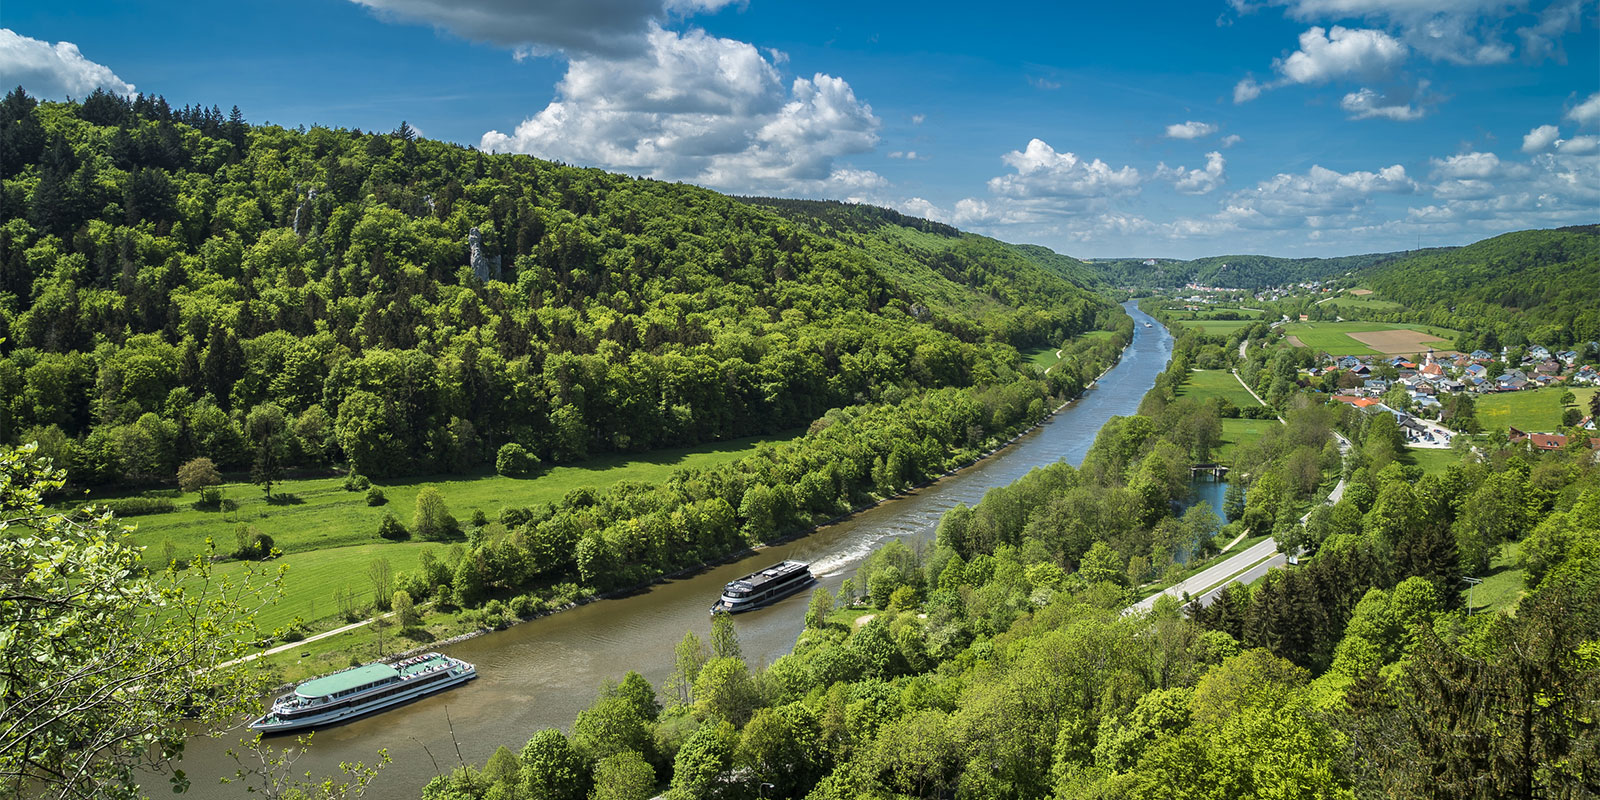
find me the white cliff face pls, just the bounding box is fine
[469,226,499,282]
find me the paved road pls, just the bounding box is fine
[1128,537,1278,612]
[1196,552,1287,606]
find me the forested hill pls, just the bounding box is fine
[0,88,1112,486]
[738,197,1104,316]
[1357,225,1600,349]
[1088,248,1443,289]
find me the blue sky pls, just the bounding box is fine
[3,0,1597,258]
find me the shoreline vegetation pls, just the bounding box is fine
[245,319,1139,686]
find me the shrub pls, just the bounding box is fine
[100,497,175,517]
[510,594,541,618]
[495,442,539,476]
[378,513,410,541]
[231,525,274,560]
[471,508,489,527]
[342,471,370,491]
[197,486,223,507]
[366,486,387,506]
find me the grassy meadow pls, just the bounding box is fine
[111,432,798,633]
[1177,369,1263,408]
[1315,292,1404,313]
[1464,541,1526,614]
[1022,330,1116,373]
[1280,321,1459,356]
[1476,386,1598,432]
[1402,447,1465,476]
[1216,417,1275,464]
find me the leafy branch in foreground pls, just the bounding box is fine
[0,442,283,799]
[222,733,390,799]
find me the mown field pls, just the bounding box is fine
[112,432,797,632]
[1477,386,1598,432]
[1177,369,1263,408]
[1280,321,1459,356]
[1315,291,1403,313]
[1216,417,1275,464]
[1403,447,1465,476]
[117,431,797,565]
[1021,330,1116,373]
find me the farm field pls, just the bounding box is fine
[1182,318,1258,336]
[1477,386,1598,432]
[1177,369,1263,408]
[1280,321,1459,356]
[113,431,799,568]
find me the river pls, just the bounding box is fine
[174,301,1172,797]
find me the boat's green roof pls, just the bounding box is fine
[296,663,398,698]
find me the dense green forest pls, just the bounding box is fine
[1352,225,1600,350]
[1086,249,1436,290]
[0,87,1109,489]
[426,327,1600,799]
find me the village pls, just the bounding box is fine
[1320,344,1600,452]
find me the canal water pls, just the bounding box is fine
[175,302,1172,797]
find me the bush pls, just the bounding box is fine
[495,443,539,476]
[99,497,175,517]
[471,508,489,527]
[510,594,541,618]
[378,513,410,541]
[366,486,387,506]
[343,471,370,491]
[197,486,223,507]
[231,525,274,560]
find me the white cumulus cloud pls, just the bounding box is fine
[1157,151,1227,194]
[480,26,882,197]
[1340,87,1426,120]
[1236,25,1407,103]
[1568,92,1600,126]
[987,139,1142,200]
[1522,124,1562,153]
[0,29,135,100]
[1238,0,1578,65]
[1220,134,1244,148]
[1164,121,1218,139]
[1430,151,1501,179]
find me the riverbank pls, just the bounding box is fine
[245,332,1138,687]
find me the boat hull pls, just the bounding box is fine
[248,664,477,734]
[710,574,817,614]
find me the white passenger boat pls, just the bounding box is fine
[711,560,816,614]
[248,652,476,733]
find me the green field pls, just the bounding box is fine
[1403,447,1465,476]
[1477,386,1598,432]
[214,541,437,635]
[1280,321,1460,356]
[1183,319,1257,336]
[1177,369,1263,408]
[1464,541,1526,614]
[110,432,797,631]
[1021,330,1115,373]
[1316,292,1403,313]
[1216,417,1275,464]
